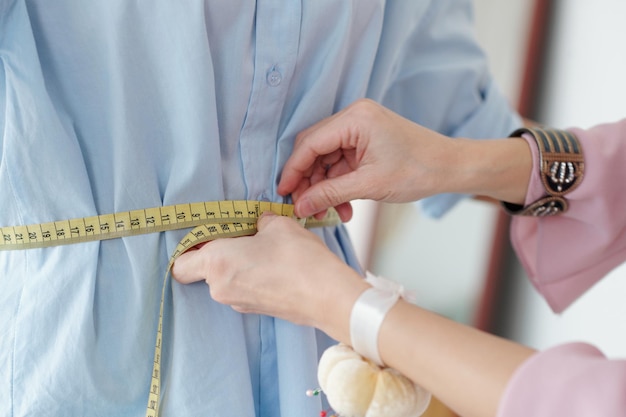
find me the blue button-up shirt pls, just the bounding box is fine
[0,1,520,416]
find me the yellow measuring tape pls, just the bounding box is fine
[0,200,341,416]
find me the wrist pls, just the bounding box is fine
[314,266,370,344]
[348,272,414,366]
[451,137,532,204]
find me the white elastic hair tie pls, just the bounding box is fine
[350,271,415,366]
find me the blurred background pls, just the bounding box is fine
[345,1,626,415]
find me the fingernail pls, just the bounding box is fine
[295,198,314,218]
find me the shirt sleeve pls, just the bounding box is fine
[497,343,626,417]
[511,119,626,313]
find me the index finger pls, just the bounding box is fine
[278,114,350,196]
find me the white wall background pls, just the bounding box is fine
[501,1,626,357]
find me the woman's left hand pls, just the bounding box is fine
[171,212,369,341]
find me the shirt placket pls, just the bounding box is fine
[239,2,302,417]
[239,0,301,203]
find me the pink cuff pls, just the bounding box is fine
[497,343,626,417]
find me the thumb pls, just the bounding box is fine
[256,211,279,231]
[295,173,364,218]
[171,248,207,284]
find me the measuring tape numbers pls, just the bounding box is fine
[0,200,341,416]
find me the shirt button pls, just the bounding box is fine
[266,68,282,86]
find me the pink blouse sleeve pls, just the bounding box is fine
[499,120,626,416]
[510,118,626,313]
[497,343,626,417]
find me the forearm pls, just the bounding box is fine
[315,270,535,417]
[441,137,532,205]
[378,300,535,417]
[312,265,372,343]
